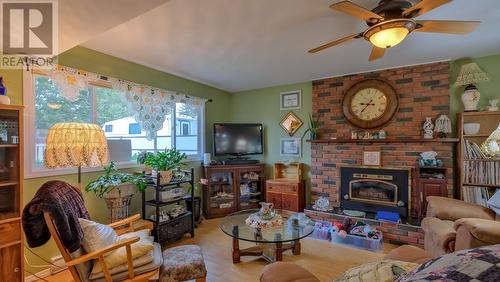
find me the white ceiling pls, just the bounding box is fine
[82,0,500,92]
[58,0,169,53]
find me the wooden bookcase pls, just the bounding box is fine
[457,111,500,202]
[0,105,23,282]
[202,164,265,219]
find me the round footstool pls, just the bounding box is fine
[160,245,207,282]
[260,262,320,282]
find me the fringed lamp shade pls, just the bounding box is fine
[482,124,500,157]
[455,63,490,86]
[44,123,109,168]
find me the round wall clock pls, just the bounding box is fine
[342,79,399,129]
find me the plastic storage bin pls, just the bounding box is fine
[330,230,383,252]
[311,220,332,240]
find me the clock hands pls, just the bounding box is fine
[360,99,373,113]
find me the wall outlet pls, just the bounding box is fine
[50,255,66,275]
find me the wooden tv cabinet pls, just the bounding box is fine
[202,164,265,219]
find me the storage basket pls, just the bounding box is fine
[330,230,383,252]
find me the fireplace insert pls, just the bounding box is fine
[340,167,410,218]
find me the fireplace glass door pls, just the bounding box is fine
[349,180,397,206]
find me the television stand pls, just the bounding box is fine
[223,159,259,165]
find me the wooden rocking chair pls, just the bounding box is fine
[44,213,161,282]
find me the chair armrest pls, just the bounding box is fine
[66,236,140,266]
[108,214,141,229]
[426,196,496,221]
[421,217,456,252]
[454,218,500,245]
[383,245,431,264]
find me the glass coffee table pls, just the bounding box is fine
[219,209,314,263]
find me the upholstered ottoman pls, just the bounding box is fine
[160,245,207,282]
[260,262,320,282]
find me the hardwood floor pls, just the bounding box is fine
[36,218,396,282]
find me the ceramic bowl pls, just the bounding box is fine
[464,123,480,135]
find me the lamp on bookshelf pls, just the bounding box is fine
[455,62,489,112]
[482,124,500,157]
[44,123,109,185]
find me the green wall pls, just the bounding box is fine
[450,54,500,124]
[1,45,499,277]
[230,82,313,202]
[0,47,232,276]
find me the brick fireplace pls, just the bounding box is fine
[310,62,455,217]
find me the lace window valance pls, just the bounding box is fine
[34,65,207,140]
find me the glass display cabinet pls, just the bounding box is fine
[0,105,23,282]
[203,164,265,218]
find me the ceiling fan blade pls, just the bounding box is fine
[308,33,362,53]
[415,20,481,34]
[403,0,451,18]
[369,47,385,61]
[330,1,383,22]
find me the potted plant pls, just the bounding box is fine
[302,114,321,140]
[137,150,153,174]
[145,148,187,185]
[85,162,147,222]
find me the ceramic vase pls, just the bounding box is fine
[423,117,434,139]
[0,77,10,105]
[462,85,480,111]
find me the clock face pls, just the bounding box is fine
[350,88,388,121]
[342,79,399,129]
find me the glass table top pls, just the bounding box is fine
[219,209,315,243]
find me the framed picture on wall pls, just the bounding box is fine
[280,90,301,110]
[280,138,301,157]
[363,151,381,166]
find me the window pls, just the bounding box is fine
[128,123,141,135]
[25,73,205,178]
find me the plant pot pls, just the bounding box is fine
[310,131,317,140]
[152,170,173,185]
[140,163,153,174]
[103,183,135,223]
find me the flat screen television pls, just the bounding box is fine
[213,123,263,156]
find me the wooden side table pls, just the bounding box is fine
[415,166,448,221]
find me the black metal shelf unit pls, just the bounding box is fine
[141,168,195,244]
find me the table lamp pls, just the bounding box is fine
[44,123,109,184]
[482,124,500,157]
[454,62,489,111]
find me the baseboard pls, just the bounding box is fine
[50,255,66,274]
[25,268,52,282]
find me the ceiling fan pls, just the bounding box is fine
[309,0,481,61]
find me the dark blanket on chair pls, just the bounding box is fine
[22,180,90,252]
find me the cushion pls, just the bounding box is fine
[89,242,163,282]
[335,260,419,282]
[398,244,500,281]
[260,262,320,282]
[383,245,431,265]
[79,218,118,255]
[488,189,500,216]
[91,229,154,274]
[160,245,207,282]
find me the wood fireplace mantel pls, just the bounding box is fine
[307,138,459,144]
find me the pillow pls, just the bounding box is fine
[79,218,118,255]
[398,244,500,282]
[335,260,419,282]
[91,229,154,274]
[487,189,500,216]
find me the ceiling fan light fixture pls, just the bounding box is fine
[364,19,417,49]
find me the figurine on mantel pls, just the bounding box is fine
[423,117,434,139]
